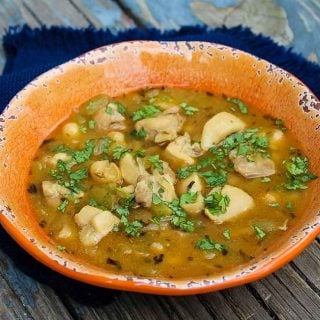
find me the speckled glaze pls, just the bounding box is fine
[0,41,319,295]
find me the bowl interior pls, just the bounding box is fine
[0,41,319,294]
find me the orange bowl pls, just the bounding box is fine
[0,41,319,295]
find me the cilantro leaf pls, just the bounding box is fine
[223,230,231,240]
[200,170,228,187]
[88,120,95,129]
[56,245,66,251]
[112,146,131,160]
[180,191,198,206]
[131,128,147,138]
[284,156,317,190]
[148,155,164,173]
[274,118,287,131]
[132,105,161,121]
[204,191,230,216]
[132,148,146,158]
[57,199,69,212]
[69,168,88,180]
[180,102,199,116]
[227,97,248,114]
[114,102,126,115]
[72,140,94,164]
[195,235,227,252]
[253,225,266,239]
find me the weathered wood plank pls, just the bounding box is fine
[118,0,320,61]
[250,264,320,320]
[0,273,33,320]
[0,227,74,320]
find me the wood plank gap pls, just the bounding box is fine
[246,284,278,320]
[290,261,320,296]
[21,1,43,25]
[113,0,146,27]
[66,0,95,26]
[272,271,316,318]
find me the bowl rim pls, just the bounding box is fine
[0,40,319,295]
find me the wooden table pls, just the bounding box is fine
[0,1,319,319]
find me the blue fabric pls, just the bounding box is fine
[1,25,320,111]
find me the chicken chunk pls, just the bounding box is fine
[165,133,203,165]
[119,153,141,185]
[74,205,120,246]
[201,112,246,150]
[204,185,254,223]
[135,175,155,207]
[42,181,83,207]
[135,107,185,143]
[90,160,122,184]
[229,150,276,179]
[177,173,205,215]
[47,152,72,166]
[94,102,126,131]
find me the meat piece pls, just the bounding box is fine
[94,102,126,131]
[74,205,120,246]
[153,171,177,203]
[204,185,254,223]
[165,133,203,165]
[229,150,276,179]
[201,112,245,150]
[42,181,83,207]
[177,173,205,215]
[119,153,141,185]
[135,107,185,143]
[90,160,122,184]
[135,175,155,207]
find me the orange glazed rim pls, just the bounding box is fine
[0,41,319,295]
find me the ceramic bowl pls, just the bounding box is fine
[0,41,319,295]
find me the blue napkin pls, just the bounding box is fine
[1,25,319,111]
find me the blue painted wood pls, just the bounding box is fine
[119,0,319,61]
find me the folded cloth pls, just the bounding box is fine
[1,25,319,110]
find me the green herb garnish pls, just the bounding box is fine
[223,230,231,240]
[204,191,230,216]
[195,235,227,252]
[131,128,147,138]
[180,191,198,206]
[57,199,69,213]
[148,155,164,173]
[56,245,66,251]
[112,146,131,160]
[180,102,199,115]
[132,105,161,121]
[253,225,266,239]
[88,120,95,129]
[227,97,248,114]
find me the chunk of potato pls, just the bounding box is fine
[75,205,120,246]
[177,173,205,215]
[204,185,254,223]
[90,160,122,184]
[201,112,245,150]
[62,122,80,138]
[74,205,103,227]
[165,133,202,165]
[47,153,71,166]
[119,153,140,185]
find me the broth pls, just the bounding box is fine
[28,88,316,278]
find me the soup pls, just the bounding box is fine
[28,88,316,279]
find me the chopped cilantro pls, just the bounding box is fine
[112,146,131,160]
[285,202,294,212]
[56,245,66,251]
[195,235,227,252]
[200,170,228,187]
[69,168,88,180]
[124,220,144,237]
[223,230,231,240]
[148,155,164,173]
[253,225,266,239]
[132,148,146,158]
[268,202,280,207]
[72,140,94,164]
[261,177,271,183]
[53,144,70,154]
[168,199,194,232]
[114,102,126,115]
[131,128,147,138]
[227,97,248,114]
[132,105,161,121]
[106,105,114,115]
[230,107,236,112]
[177,157,213,179]
[152,193,163,205]
[274,119,287,131]
[180,102,199,115]
[88,120,95,129]
[204,191,230,216]
[80,126,87,133]
[57,199,69,212]
[284,156,317,190]
[115,207,130,217]
[180,191,198,206]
